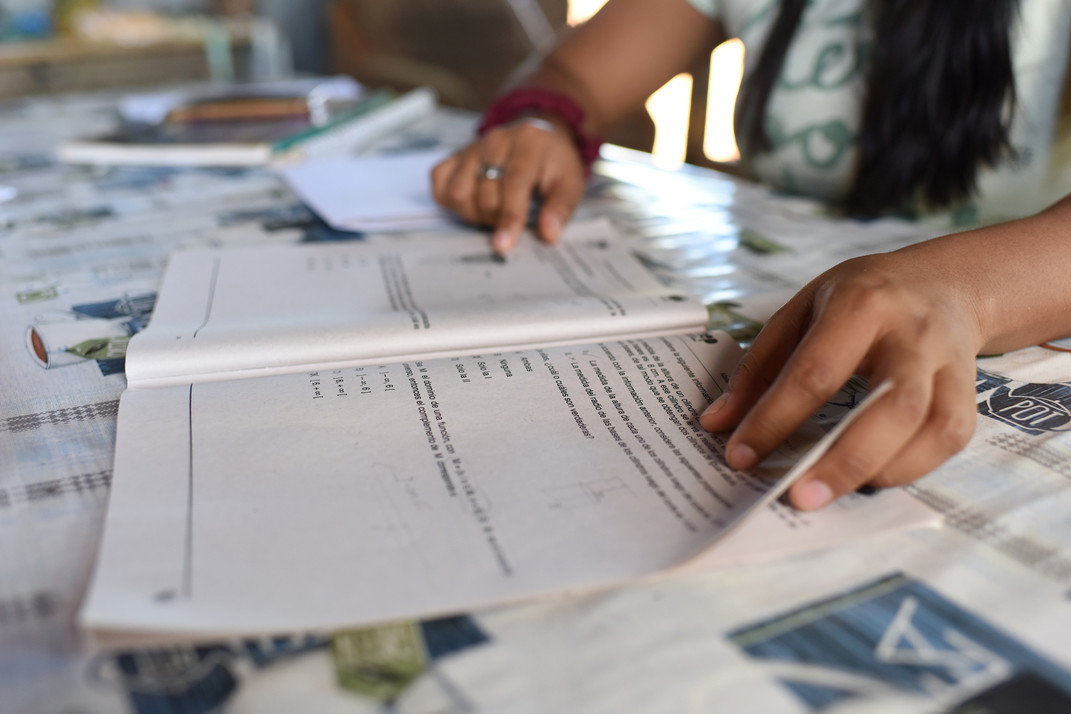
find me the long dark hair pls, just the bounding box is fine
[735,0,1019,217]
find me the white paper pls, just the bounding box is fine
[125,220,710,387]
[82,333,933,635]
[280,148,453,231]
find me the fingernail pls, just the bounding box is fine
[700,393,729,419]
[492,229,514,254]
[795,480,834,511]
[726,443,757,470]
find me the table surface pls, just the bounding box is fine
[3,88,1071,714]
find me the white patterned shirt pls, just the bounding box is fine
[685,0,1071,226]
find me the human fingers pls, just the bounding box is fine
[698,290,816,435]
[431,144,484,226]
[720,284,887,471]
[501,122,585,250]
[783,338,939,510]
[489,127,547,254]
[535,154,585,246]
[474,128,514,229]
[862,364,977,490]
[430,152,461,208]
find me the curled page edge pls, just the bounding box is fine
[676,378,896,571]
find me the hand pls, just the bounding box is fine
[431,118,586,254]
[698,249,984,510]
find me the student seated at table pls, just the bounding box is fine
[431,0,1071,511]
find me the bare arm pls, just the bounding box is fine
[969,195,1071,353]
[523,0,725,135]
[700,195,1071,510]
[431,0,724,253]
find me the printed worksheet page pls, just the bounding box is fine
[82,333,936,635]
[126,219,708,387]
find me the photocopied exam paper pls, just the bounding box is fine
[123,219,711,388]
[81,334,935,635]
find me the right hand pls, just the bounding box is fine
[698,247,984,510]
[431,118,587,254]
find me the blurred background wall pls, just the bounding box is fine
[0,0,750,168]
[2,0,1068,175]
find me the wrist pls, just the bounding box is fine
[478,87,604,173]
[965,212,1071,355]
[889,238,989,352]
[514,115,570,137]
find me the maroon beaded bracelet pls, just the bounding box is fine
[477,87,603,172]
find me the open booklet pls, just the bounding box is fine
[81,220,937,636]
[121,219,709,387]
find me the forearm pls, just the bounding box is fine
[509,0,724,136]
[896,194,1071,355]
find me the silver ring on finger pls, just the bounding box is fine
[480,163,505,181]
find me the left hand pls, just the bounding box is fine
[698,248,984,510]
[430,118,586,254]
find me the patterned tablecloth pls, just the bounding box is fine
[3,87,1071,714]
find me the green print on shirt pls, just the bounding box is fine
[738,0,778,37]
[775,5,868,91]
[739,2,867,173]
[766,116,854,170]
[740,0,867,91]
[778,33,867,91]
